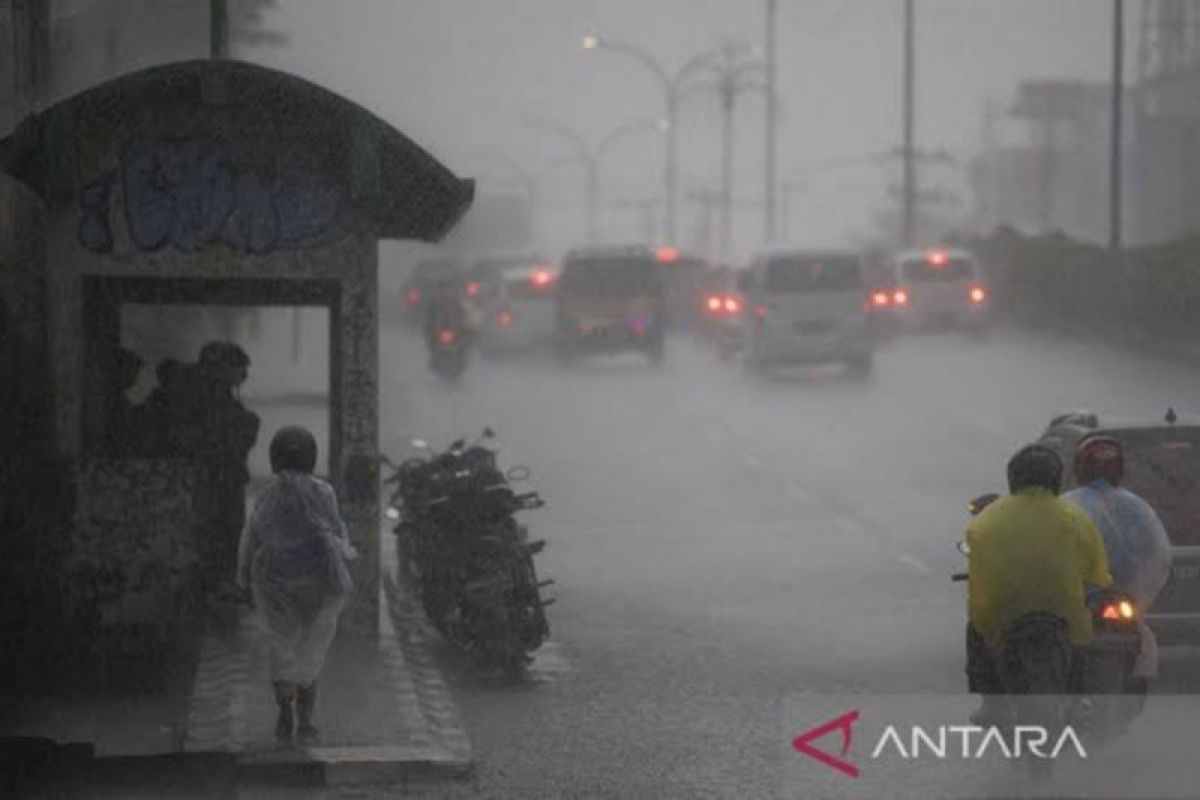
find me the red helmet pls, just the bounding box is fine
[1074,436,1124,486]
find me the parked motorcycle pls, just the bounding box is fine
[383,430,552,677]
[953,492,1144,754]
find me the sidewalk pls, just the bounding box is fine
[183,575,471,788]
[1,575,471,794]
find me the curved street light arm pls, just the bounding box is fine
[591,38,672,92]
[595,118,664,163]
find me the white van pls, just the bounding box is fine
[480,264,559,354]
[740,249,873,374]
[891,248,989,330]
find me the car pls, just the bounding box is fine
[462,252,544,320]
[890,247,990,331]
[738,248,874,374]
[1038,408,1200,646]
[554,245,667,365]
[697,269,747,361]
[400,256,463,325]
[480,264,559,355]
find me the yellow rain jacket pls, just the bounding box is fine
[967,487,1112,647]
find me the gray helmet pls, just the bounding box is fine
[269,426,317,473]
[1007,443,1063,495]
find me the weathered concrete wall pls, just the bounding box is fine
[0,171,51,479]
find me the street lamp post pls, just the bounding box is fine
[686,45,767,258]
[526,117,665,244]
[582,35,723,245]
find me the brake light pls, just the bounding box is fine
[1100,600,1135,621]
[406,289,421,305]
[498,311,513,326]
[968,286,987,305]
[893,289,909,306]
[724,297,742,314]
[928,250,948,267]
[467,281,481,297]
[870,290,891,308]
[531,270,554,287]
[438,329,457,345]
[754,303,768,319]
[656,245,680,264]
[707,296,723,312]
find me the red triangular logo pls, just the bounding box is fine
[792,709,860,778]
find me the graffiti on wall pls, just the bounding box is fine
[78,139,357,256]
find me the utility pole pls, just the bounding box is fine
[1109,0,1124,249]
[720,88,735,258]
[765,0,779,242]
[902,0,916,248]
[211,0,230,59]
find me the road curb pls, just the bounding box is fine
[382,572,474,766]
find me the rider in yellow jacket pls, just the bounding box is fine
[965,444,1112,720]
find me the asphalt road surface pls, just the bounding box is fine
[270,323,1200,798]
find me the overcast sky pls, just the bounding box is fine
[244,1,1119,255]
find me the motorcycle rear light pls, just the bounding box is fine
[969,286,987,305]
[466,281,481,297]
[406,289,420,305]
[531,270,554,287]
[893,289,909,306]
[1101,601,1135,621]
[438,329,457,345]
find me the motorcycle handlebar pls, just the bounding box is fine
[951,573,968,582]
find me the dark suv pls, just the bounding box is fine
[555,245,666,365]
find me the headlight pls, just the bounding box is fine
[385,507,400,521]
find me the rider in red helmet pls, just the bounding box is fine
[1063,436,1172,686]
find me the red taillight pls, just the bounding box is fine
[893,289,909,307]
[531,270,554,287]
[723,297,742,314]
[707,296,723,313]
[928,250,948,267]
[466,281,481,297]
[870,290,891,308]
[656,245,680,264]
[438,329,457,345]
[969,286,987,305]
[406,289,421,305]
[498,311,513,326]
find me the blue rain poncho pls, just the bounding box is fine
[1063,480,1172,608]
[237,471,358,684]
[1064,479,1172,678]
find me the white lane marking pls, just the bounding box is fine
[895,553,931,573]
[743,453,763,468]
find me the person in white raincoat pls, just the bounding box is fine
[1062,437,1172,684]
[236,426,357,743]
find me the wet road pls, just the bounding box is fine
[368,324,1200,798]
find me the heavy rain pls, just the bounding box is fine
[2,2,1200,798]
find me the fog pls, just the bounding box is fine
[244,0,1119,254]
[6,3,1200,797]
